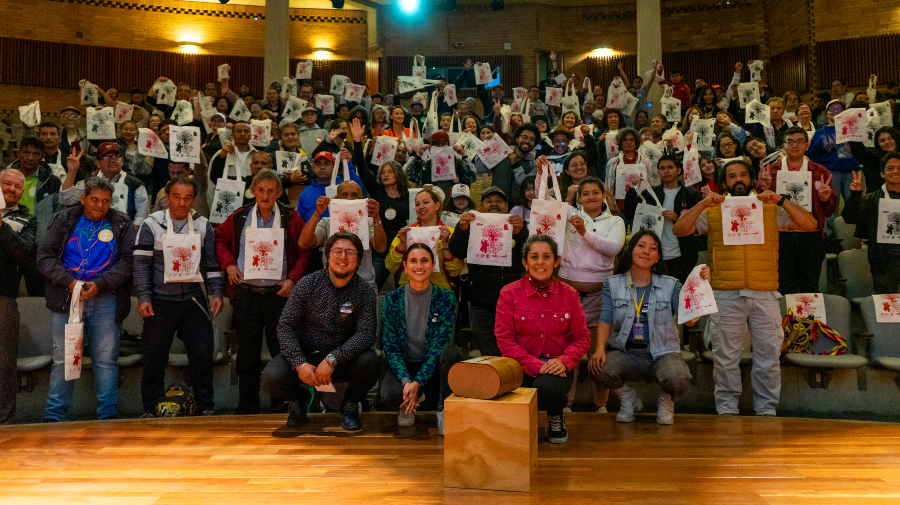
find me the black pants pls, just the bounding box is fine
[262,350,381,407]
[0,296,19,424]
[380,347,461,411]
[521,371,574,416]
[140,299,215,413]
[874,255,900,295]
[21,261,45,297]
[664,255,693,284]
[778,231,825,294]
[234,286,287,408]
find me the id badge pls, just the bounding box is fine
[339,302,354,315]
[633,323,645,341]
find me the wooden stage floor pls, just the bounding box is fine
[0,412,899,504]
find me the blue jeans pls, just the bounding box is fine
[373,251,390,291]
[46,294,120,422]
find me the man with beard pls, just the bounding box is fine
[491,124,540,203]
[262,231,379,431]
[673,161,816,417]
[448,186,527,356]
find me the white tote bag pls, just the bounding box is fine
[407,225,441,272]
[316,95,335,115]
[250,119,272,148]
[607,77,627,109]
[326,160,352,199]
[545,87,562,107]
[330,75,350,96]
[615,163,646,199]
[749,60,764,82]
[660,86,681,123]
[405,118,424,150]
[170,100,193,126]
[65,281,85,381]
[430,146,457,182]
[423,90,439,139]
[229,98,252,122]
[281,77,298,99]
[677,264,719,324]
[466,211,513,267]
[371,135,399,167]
[874,294,900,323]
[871,100,893,128]
[864,109,882,148]
[528,167,569,257]
[744,99,770,125]
[296,59,312,80]
[17,101,40,128]
[690,118,716,151]
[444,84,458,106]
[217,63,231,81]
[583,78,594,102]
[108,177,129,214]
[329,198,370,250]
[560,82,581,119]
[86,107,115,140]
[169,126,201,164]
[621,92,639,116]
[210,156,246,224]
[737,82,760,109]
[775,157,813,212]
[138,128,168,157]
[80,80,99,106]
[455,131,481,160]
[162,210,204,283]
[275,151,301,174]
[876,197,900,245]
[721,195,765,245]
[114,101,133,124]
[475,133,512,169]
[152,80,176,107]
[682,149,703,187]
[632,181,664,237]
[835,109,866,144]
[344,83,366,103]
[412,55,427,80]
[785,293,827,323]
[243,205,284,281]
[475,63,492,85]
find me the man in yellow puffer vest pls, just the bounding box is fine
[673,161,817,416]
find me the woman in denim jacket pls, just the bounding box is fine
[589,230,708,425]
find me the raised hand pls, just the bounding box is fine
[849,171,863,192]
[464,59,473,70]
[817,173,834,202]
[350,118,365,141]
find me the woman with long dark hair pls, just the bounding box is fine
[589,230,705,425]
[850,126,900,189]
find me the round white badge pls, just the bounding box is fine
[315,137,323,144]
[385,208,397,220]
[245,189,254,199]
[98,229,113,242]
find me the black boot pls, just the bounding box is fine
[286,401,308,427]
[341,401,361,431]
[234,378,261,415]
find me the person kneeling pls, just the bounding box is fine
[495,236,591,444]
[589,230,700,425]
[261,232,380,431]
[380,243,462,433]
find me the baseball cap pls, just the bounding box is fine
[210,113,226,123]
[430,131,450,143]
[827,99,847,111]
[451,184,470,198]
[410,101,424,108]
[301,107,318,115]
[314,151,335,163]
[60,106,81,116]
[97,142,121,158]
[482,185,507,201]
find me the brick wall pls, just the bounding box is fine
[812,0,900,42]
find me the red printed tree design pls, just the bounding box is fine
[683,159,696,182]
[376,143,394,162]
[338,210,360,234]
[842,114,862,137]
[793,294,816,316]
[253,241,275,268]
[478,66,490,83]
[882,294,900,313]
[447,87,456,101]
[535,214,558,236]
[683,275,706,311]
[172,246,194,274]
[434,155,450,177]
[481,224,505,255]
[624,173,642,191]
[730,205,753,233]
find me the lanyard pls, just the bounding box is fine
[633,290,645,317]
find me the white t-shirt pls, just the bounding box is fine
[661,186,681,260]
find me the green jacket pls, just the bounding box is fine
[381,284,456,386]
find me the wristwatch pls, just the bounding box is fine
[326,353,337,367]
[777,195,787,206]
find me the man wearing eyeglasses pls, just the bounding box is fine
[214,169,309,415]
[60,142,149,231]
[756,126,836,293]
[262,231,379,431]
[807,100,860,207]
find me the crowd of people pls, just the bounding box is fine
[1,55,898,443]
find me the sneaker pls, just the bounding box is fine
[548,413,568,444]
[341,402,362,431]
[139,412,155,419]
[398,411,415,427]
[757,412,776,417]
[563,407,573,413]
[656,392,675,425]
[437,410,445,436]
[596,407,608,414]
[614,384,643,423]
[286,401,308,428]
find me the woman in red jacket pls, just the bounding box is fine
[495,235,591,445]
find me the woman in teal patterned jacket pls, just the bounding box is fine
[381,243,462,434]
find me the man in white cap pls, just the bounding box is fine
[298,108,328,157]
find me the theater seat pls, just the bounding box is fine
[860,296,900,375]
[16,297,53,372]
[836,249,873,307]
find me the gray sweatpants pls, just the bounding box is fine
[709,294,782,415]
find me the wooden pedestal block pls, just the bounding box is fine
[443,387,538,493]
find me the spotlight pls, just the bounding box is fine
[332,0,344,8]
[399,0,420,15]
[444,0,457,11]
[491,0,504,11]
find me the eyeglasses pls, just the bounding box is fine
[828,107,844,113]
[783,139,807,146]
[719,142,735,148]
[330,248,358,258]
[61,113,80,119]
[99,154,122,161]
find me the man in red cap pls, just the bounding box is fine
[297,149,364,223]
[60,141,149,230]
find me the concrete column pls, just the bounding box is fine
[636,0,662,114]
[264,0,290,93]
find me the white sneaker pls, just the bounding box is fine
[398,411,415,427]
[437,410,444,435]
[596,407,608,414]
[657,392,675,425]
[563,407,573,413]
[614,384,643,423]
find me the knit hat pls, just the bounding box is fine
[431,131,450,143]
